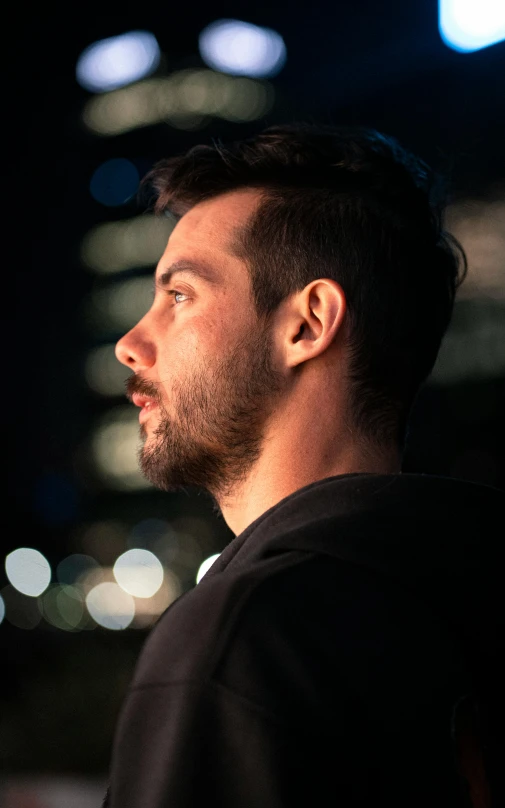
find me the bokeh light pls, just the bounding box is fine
[196,553,221,584]
[131,570,181,628]
[85,582,135,630]
[90,406,150,490]
[39,585,86,631]
[84,276,153,335]
[113,549,164,598]
[439,0,505,53]
[5,548,51,597]
[129,518,179,564]
[444,195,505,301]
[82,70,274,136]
[0,593,4,625]
[199,19,286,77]
[1,586,42,630]
[89,158,140,206]
[80,213,174,274]
[76,30,160,92]
[85,344,130,397]
[76,520,129,566]
[57,554,100,586]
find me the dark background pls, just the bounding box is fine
[3,0,504,797]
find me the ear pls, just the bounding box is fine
[283,279,347,369]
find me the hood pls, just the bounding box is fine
[210,470,504,693]
[209,472,504,800]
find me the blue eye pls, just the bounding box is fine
[167,289,188,304]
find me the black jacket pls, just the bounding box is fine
[105,472,504,807]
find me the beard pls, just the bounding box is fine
[127,319,285,507]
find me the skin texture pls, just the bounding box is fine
[116,188,401,536]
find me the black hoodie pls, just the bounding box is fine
[105,472,504,807]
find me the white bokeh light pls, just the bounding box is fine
[199,19,286,77]
[196,553,221,584]
[85,581,135,629]
[5,548,51,597]
[439,0,505,52]
[0,594,4,624]
[113,549,164,598]
[76,30,160,92]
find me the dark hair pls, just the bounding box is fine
[144,122,467,451]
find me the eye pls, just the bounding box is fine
[167,289,189,304]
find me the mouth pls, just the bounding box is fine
[131,393,159,424]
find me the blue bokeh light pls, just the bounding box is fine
[90,158,140,207]
[439,0,505,53]
[76,30,160,93]
[199,19,286,78]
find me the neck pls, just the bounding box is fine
[217,410,401,536]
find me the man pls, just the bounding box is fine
[106,123,503,806]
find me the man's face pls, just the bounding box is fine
[115,189,285,502]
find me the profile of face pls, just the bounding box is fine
[115,189,285,504]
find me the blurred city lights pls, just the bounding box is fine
[57,554,100,586]
[91,406,151,490]
[89,158,140,206]
[81,213,174,274]
[1,585,42,629]
[439,0,505,52]
[113,549,164,598]
[196,553,221,584]
[85,344,129,397]
[5,548,51,597]
[76,31,160,92]
[84,276,153,335]
[39,585,86,631]
[445,196,505,300]
[82,70,274,136]
[430,300,505,384]
[77,520,129,566]
[85,581,135,630]
[131,572,181,628]
[199,19,286,77]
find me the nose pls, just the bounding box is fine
[115,322,155,372]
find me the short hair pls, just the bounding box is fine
[144,122,467,451]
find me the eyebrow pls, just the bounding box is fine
[155,259,220,289]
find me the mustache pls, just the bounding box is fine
[125,374,161,404]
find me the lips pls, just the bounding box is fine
[131,393,159,424]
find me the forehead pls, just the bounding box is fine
[158,188,262,277]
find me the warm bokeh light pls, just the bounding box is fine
[85,344,129,397]
[76,520,129,566]
[199,19,286,77]
[439,0,505,52]
[89,158,140,206]
[131,570,182,628]
[82,69,274,136]
[85,581,135,630]
[113,549,164,598]
[5,548,52,597]
[84,275,153,336]
[80,213,174,274]
[76,30,160,92]
[90,406,150,490]
[196,553,221,584]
